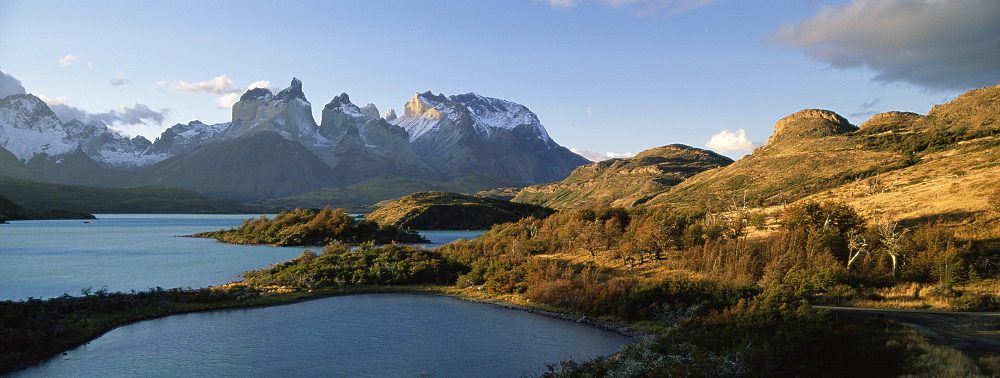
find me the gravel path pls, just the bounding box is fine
[818,306,1000,356]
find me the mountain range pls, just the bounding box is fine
[0,78,589,202]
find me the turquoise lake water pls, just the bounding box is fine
[0,214,482,301]
[3,215,629,376]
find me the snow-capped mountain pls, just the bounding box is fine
[391,91,589,184]
[0,94,164,170]
[147,120,229,156]
[223,78,328,149]
[0,78,588,200]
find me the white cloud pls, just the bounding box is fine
[547,0,577,8]
[705,129,759,153]
[161,75,277,109]
[544,0,717,16]
[571,148,635,162]
[215,93,241,109]
[38,94,68,106]
[40,94,170,127]
[167,74,235,94]
[58,54,79,67]
[110,73,129,86]
[772,0,1000,91]
[0,68,27,98]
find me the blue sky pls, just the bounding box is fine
[1,0,997,160]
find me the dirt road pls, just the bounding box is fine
[818,306,1000,356]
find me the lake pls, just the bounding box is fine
[3,214,630,376]
[0,214,483,301]
[14,294,632,377]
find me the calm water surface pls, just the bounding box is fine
[3,215,626,376]
[0,214,483,301]
[15,294,631,377]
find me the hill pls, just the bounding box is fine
[513,144,732,210]
[0,146,41,181]
[253,175,528,213]
[366,191,554,230]
[0,194,94,223]
[0,176,256,214]
[187,207,427,246]
[648,83,1000,227]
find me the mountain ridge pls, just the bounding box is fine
[0,78,588,202]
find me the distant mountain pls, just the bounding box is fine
[0,79,588,203]
[0,94,164,173]
[513,144,733,210]
[0,145,41,180]
[147,120,229,157]
[391,91,590,184]
[132,131,340,202]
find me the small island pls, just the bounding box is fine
[366,191,555,230]
[186,207,428,246]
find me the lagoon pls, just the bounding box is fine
[14,294,631,377]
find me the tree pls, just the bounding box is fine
[875,218,907,275]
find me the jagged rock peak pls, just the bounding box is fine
[769,109,856,143]
[360,103,380,120]
[323,92,365,119]
[240,87,273,102]
[403,91,448,118]
[384,108,397,121]
[325,92,352,109]
[273,77,307,103]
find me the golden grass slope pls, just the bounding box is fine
[649,84,1000,220]
[512,144,732,210]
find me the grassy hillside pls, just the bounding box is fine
[254,175,528,213]
[649,84,1000,217]
[0,176,256,214]
[366,191,554,230]
[513,144,732,210]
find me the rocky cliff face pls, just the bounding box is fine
[223,78,326,149]
[318,93,440,185]
[391,91,588,184]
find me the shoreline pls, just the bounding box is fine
[6,285,643,375]
[442,294,651,341]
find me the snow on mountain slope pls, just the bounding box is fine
[0,94,77,161]
[0,94,171,169]
[148,120,229,156]
[391,91,554,145]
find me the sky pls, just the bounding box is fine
[1,0,997,160]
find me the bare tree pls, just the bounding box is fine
[846,232,868,271]
[876,217,907,275]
